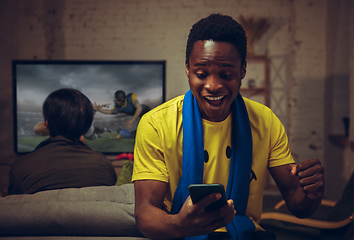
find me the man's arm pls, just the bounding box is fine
[132,101,143,120]
[269,159,324,218]
[125,101,142,128]
[93,102,113,114]
[134,180,236,239]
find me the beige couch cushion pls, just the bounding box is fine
[0,184,145,238]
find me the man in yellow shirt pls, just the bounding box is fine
[132,14,324,240]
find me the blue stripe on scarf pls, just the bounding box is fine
[171,90,255,240]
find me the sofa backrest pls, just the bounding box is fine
[0,184,145,237]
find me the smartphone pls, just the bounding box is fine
[188,183,227,212]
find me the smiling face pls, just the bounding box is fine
[186,40,246,122]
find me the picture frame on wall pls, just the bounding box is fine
[13,60,166,155]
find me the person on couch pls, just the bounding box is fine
[8,88,117,195]
[132,14,325,240]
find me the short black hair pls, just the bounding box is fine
[43,88,94,140]
[186,14,247,67]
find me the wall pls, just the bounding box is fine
[289,1,327,164]
[345,0,354,180]
[323,0,353,199]
[0,0,352,200]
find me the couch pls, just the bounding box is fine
[0,183,150,240]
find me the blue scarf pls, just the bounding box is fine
[171,90,255,240]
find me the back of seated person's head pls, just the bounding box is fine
[43,88,94,140]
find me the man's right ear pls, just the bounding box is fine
[185,60,190,77]
[45,120,48,128]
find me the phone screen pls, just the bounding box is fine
[188,183,227,211]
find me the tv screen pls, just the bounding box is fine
[13,60,166,155]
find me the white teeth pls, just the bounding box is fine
[205,96,224,101]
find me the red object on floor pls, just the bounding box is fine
[115,152,134,160]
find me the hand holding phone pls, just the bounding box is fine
[188,183,227,212]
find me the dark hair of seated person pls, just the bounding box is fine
[42,88,94,141]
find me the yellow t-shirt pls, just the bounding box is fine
[202,114,232,189]
[132,94,294,230]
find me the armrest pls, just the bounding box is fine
[274,199,337,210]
[261,211,354,229]
[261,199,354,229]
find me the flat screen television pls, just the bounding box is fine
[13,60,166,155]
